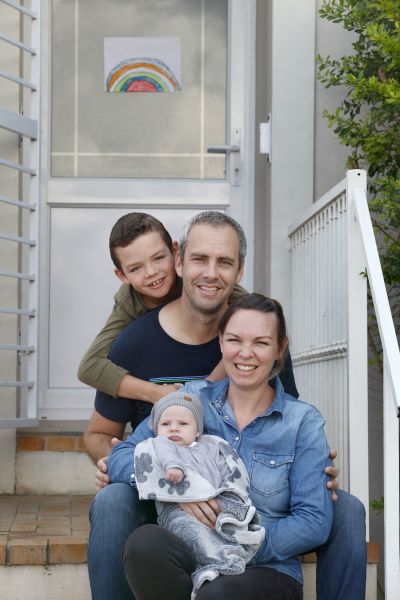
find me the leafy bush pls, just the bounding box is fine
[317,0,400,369]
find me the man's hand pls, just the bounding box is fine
[165,467,184,484]
[326,448,339,501]
[178,499,220,528]
[95,437,121,491]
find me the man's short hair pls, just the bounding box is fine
[109,212,173,271]
[179,211,247,267]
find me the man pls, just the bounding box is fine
[85,211,366,600]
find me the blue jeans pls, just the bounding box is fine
[88,485,366,600]
[316,489,366,599]
[88,483,157,600]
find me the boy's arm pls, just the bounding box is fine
[78,285,181,402]
[77,286,137,396]
[206,360,226,382]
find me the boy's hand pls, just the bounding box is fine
[154,383,183,401]
[165,467,184,484]
[95,437,121,490]
[326,448,339,501]
[178,499,221,528]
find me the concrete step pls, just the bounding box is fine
[0,494,380,600]
[15,434,95,495]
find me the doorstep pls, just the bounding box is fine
[0,494,380,600]
[0,494,92,565]
[0,494,380,568]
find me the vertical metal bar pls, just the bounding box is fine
[383,355,400,599]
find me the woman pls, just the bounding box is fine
[107,293,333,600]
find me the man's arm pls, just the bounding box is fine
[83,409,126,464]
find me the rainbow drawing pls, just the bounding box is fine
[106,57,181,93]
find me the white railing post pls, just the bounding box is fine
[346,170,369,537]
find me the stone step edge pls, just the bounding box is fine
[16,434,86,453]
[0,536,88,566]
[0,536,379,567]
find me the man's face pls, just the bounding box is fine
[176,223,243,315]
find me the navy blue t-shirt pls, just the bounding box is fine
[95,306,221,430]
[94,305,299,430]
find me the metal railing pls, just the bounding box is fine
[0,0,41,427]
[288,169,400,598]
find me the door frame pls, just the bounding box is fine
[38,0,256,420]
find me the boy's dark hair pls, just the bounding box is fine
[219,293,288,378]
[109,212,173,271]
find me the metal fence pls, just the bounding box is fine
[288,169,400,598]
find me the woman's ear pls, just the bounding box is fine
[219,333,224,353]
[278,336,289,360]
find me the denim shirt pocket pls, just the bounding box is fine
[250,452,294,497]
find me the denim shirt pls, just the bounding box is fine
[108,377,333,585]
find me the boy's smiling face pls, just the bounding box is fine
[114,231,177,308]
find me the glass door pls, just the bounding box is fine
[40,0,256,419]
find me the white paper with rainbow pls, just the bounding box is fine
[104,37,181,93]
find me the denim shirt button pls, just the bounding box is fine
[215,403,221,409]
[224,415,229,420]
[234,436,240,441]
[270,460,276,465]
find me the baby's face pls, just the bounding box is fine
[157,405,198,446]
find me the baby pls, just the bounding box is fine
[146,391,231,488]
[130,391,265,599]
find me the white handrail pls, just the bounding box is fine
[349,176,400,599]
[353,188,400,411]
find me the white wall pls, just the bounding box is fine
[261,0,317,335]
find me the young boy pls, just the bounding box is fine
[77,212,245,404]
[108,391,264,599]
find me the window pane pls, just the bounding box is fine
[51,0,227,179]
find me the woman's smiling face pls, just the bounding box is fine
[219,308,285,391]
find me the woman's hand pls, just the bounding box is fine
[326,448,340,501]
[178,499,221,528]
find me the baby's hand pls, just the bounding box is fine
[165,468,184,484]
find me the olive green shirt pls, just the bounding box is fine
[77,279,247,397]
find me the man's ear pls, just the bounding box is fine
[175,247,183,277]
[114,268,129,284]
[236,263,244,284]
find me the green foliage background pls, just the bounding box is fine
[317,0,400,370]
